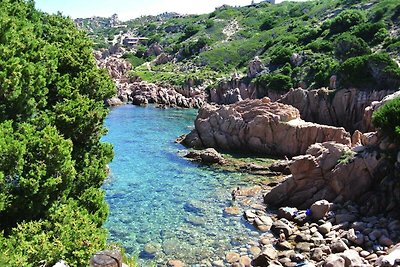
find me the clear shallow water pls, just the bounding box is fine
[102,105,260,265]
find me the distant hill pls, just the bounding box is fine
[77,0,400,91]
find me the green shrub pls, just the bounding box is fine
[338,53,400,89]
[305,39,333,53]
[329,9,366,34]
[260,16,276,31]
[309,57,339,88]
[372,97,400,142]
[334,33,371,60]
[270,47,294,66]
[352,21,386,45]
[255,73,292,94]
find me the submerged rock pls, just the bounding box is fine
[184,148,225,164]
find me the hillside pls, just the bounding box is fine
[77,0,400,93]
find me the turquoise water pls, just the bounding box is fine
[103,105,260,265]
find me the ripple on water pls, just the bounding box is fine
[102,105,261,264]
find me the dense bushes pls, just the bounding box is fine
[329,9,366,34]
[372,97,400,142]
[255,73,292,94]
[334,34,371,60]
[0,0,114,265]
[338,53,400,89]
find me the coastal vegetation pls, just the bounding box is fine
[0,0,115,265]
[80,0,400,92]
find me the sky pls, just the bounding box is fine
[34,0,299,21]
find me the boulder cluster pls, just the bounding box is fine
[95,49,206,109]
[241,199,400,267]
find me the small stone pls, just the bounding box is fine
[239,256,252,267]
[212,260,224,267]
[276,241,293,250]
[365,253,378,261]
[259,215,273,227]
[376,250,387,256]
[318,222,332,235]
[368,229,382,241]
[310,248,324,261]
[330,239,349,253]
[260,238,272,245]
[324,254,345,267]
[250,246,261,256]
[279,257,291,264]
[347,228,364,246]
[278,207,298,220]
[295,233,311,242]
[226,252,240,263]
[144,242,161,254]
[244,210,257,220]
[272,220,293,237]
[296,242,312,252]
[350,221,365,231]
[224,206,241,215]
[257,224,271,232]
[261,244,278,260]
[379,235,393,247]
[340,249,363,267]
[168,260,185,267]
[310,200,331,220]
[284,262,297,267]
[290,253,305,263]
[360,250,370,257]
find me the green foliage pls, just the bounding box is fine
[270,47,294,66]
[372,97,400,142]
[337,149,356,165]
[0,200,107,267]
[180,24,201,41]
[255,73,292,94]
[260,16,276,31]
[308,57,339,88]
[122,53,145,67]
[334,33,371,60]
[329,9,366,34]
[338,53,400,89]
[352,21,387,45]
[306,39,333,53]
[0,0,114,265]
[81,0,399,91]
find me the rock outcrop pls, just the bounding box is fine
[183,98,351,157]
[264,142,384,209]
[279,88,395,132]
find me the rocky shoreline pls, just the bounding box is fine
[95,48,206,109]
[175,91,400,266]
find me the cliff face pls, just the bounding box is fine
[279,88,396,133]
[183,98,351,157]
[209,80,395,133]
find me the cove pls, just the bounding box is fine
[102,105,262,265]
